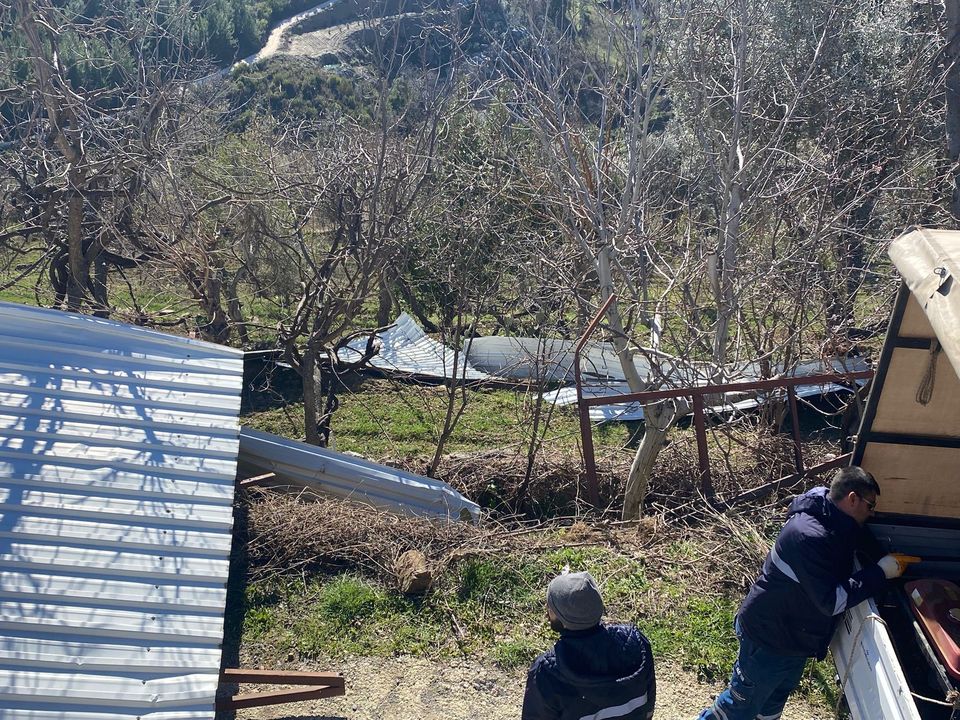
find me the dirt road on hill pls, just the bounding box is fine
[231,655,835,720]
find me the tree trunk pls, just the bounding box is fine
[302,347,323,446]
[427,323,467,478]
[91,241,109,318]
[199,274,230,344]
[622,401,678,520]
[65,180,86,312]
[227,294,249,346]
[596,243,676,518]
[597,246,645,390]
[396,276,439,332]
[376,272,393,326]
[714,183,742,368]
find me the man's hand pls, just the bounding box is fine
[878,553,922,579]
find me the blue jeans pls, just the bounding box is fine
[697,626,808,720]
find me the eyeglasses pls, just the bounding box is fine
[857,494,877,511]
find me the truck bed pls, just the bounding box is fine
[832,518,960,720]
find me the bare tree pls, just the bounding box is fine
[0,0,212,314]
[490,0,946,518]
[491,0,702,517]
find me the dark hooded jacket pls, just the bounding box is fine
[521,623,655,720]
[737,487,887,659]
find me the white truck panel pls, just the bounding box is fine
[832,594,921,720]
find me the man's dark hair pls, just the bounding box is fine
[829,466,880,503]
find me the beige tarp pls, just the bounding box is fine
[889,228,960,381]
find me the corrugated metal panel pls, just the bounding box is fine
[336,312,491,381]
[0,301,244,720]
[467,336,649,382]
[238,427,480,522]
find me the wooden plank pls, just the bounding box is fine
[871,349,960,437]
[899,293,935,338]
[238,472,276,488]
[216,684,345,710]
[220,668,344,686]
[861,443,960,519]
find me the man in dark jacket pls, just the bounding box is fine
[522,571,655,720]
[697,466,914,720]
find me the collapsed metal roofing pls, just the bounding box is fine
[0,301,244,719]
[466,336,637,382]
[337,312,490,381]
[238,427,481,522]
[342,315,865,425]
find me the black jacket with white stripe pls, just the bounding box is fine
[521,623,655,720]
[738,487,887,659]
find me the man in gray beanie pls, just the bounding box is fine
[521,571,656,720]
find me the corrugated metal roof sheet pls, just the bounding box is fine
[0,301,244,720]
[336,312,491,381]
[238,427,480,522]
[466,336,643,382]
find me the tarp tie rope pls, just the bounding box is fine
[916,339,942,406]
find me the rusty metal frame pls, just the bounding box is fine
[578,370,873,504]
[216,668,346,711]
[573,293,616,506]
[572,299,874,508]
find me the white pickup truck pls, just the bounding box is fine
[831,228,960,720]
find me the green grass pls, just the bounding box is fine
[243,381,632,458]
[0,284,40,305]
[242,543,768,691]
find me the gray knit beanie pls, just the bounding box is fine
[546,571,605,630]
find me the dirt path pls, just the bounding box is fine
[233,655,835,720]
[281,19,368,58]
[240,0,342,64]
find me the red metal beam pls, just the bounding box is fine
[691,394,713,501]
[216,684,345,711]
[786,386,804,473]
[220,669,344,686]
[574,294,616,506]
[580,370,874,407]
[217,668,346,711]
